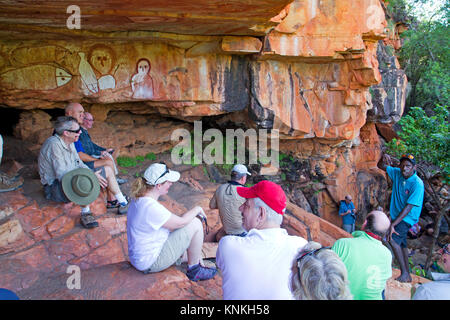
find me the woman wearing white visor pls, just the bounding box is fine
[127,162,217,282]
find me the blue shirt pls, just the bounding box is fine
[386,166,424,226]
[78,127,105,156]
[74,139,84,153]
[339,200,356,225]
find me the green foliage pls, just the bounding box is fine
[385,105,449,182]
[145,152,156,161]
[221,163,234,172]
[401,22,450,111]
[117,156,138,168]
[135,155,145,163]
[390,0,450,111]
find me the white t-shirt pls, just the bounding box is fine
[412,273,450,300]
[216,228,307,300]
[127,197,172,271]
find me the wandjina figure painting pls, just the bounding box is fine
[131,58,154,99]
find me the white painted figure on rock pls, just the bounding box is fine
[131,58,154,99]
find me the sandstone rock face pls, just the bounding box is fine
[0,164,363,299]
[0,0,409,277]
[367,40,408,124]
[0,0,389,146]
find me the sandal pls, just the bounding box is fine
[107,200,119,209]
[80,213,99,229]
[107,196,130,209]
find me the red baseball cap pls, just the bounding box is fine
[237,180,286,215]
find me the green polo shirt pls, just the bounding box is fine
[332,231,392,300]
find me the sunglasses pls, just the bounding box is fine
[296,246,331,264]
[65,127,81,134]
[154,162,170,185]
[198,214,210,235]
[401,154,415,160]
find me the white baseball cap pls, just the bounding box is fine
[143,163,180,185]
[232,164,251,176]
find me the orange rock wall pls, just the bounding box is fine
[0,0,404,225]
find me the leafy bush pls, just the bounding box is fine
[117,156,138,168]
[145,152,156,161]
[386,105,449,182]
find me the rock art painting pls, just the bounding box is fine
[0,65,73,90]
[88,44,116,90]
[55,68,73,87]
[131,58,154,99]
[78,52,99,95]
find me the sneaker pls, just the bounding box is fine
[186,263,217,282]
[116,177,128,185]
[118,202,129,215]
[80,213,99,229]
[0,172,23,193]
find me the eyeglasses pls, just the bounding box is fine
[65,127,81,134]
[296,246,331,264]
[154,162,170,185]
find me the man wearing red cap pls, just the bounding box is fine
[216,180,307,300]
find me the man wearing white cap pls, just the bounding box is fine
[209,164,251,241]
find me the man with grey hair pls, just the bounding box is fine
[80,112,126,185]
[38,116,128,229]
[209,164,250,241]
[332,210,393,300]
[216,180,307,299]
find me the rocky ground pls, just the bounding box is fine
[0,140,433,300]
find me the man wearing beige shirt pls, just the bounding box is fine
[209,164,251,241]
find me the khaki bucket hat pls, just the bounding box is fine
[61,168,100,206]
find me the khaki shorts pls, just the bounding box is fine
[144,221,195,273]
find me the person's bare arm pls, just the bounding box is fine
[386,204,414,242]
[209,193,217,209]
[78,151,98,162]
[377,153,392,172]
[163,206,205,231]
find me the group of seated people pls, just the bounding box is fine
[38,102,128,229]
[38,104,449,300]
[126,163,450,300]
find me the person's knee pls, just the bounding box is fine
[185,217,203,237]
[103,165,114,177]
[105,158,114,169]
[190,217,203,231]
